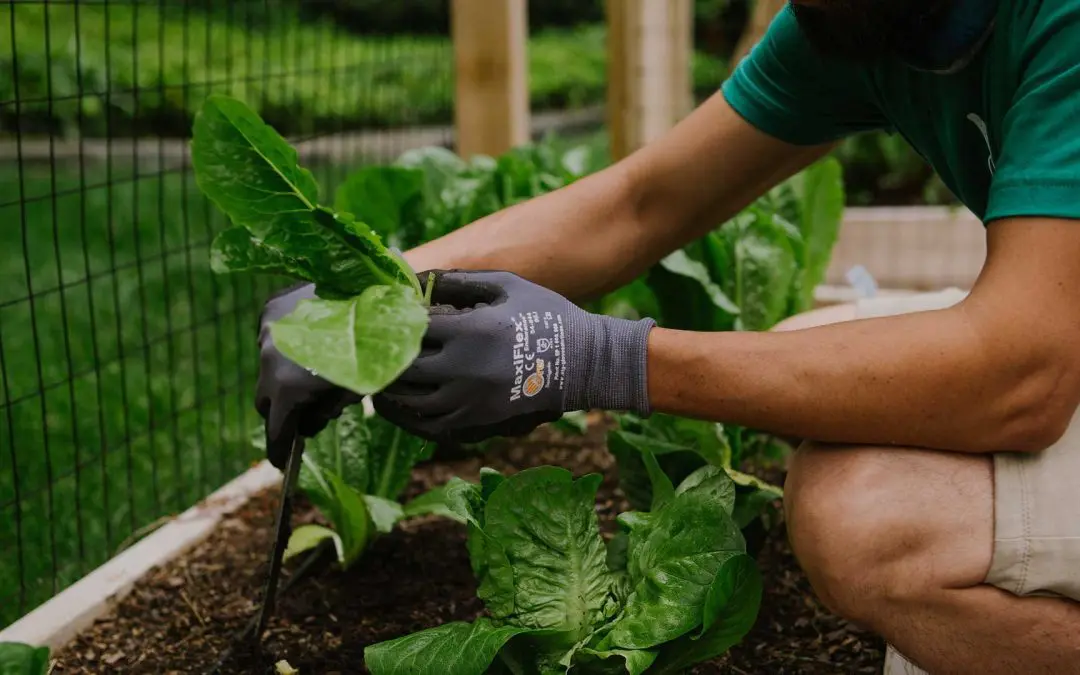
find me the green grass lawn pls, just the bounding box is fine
[0,155,372,628]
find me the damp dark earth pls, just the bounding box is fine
[50,424,884,675]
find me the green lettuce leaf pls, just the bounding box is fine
[638,447,675,512]
[365,416,433,499]
[716,209,800,332]
[334,166,426,250]
[208,226,316,279]
[364,619,536,675]
[788,156,845,312]
[395,146,469,204]
[0,642,49,675]
[268,284,428,396]
[552,410,590,436]
[296,455,373,567]
[321,470,372,566]
[606,425,723,513]
[283,524,339,563]
[479,467,507,500]
[442,476,486,527]
[363,495,406,533]
[440,475,516,618]
[602,469,745,650]
[673,465,736,513]
[402,484,462,523]
[573,647,657,675]
[193,95,415,299]
[191,94,321,237]
[649,554,762,674]
[297,405,370,494]
[493,145,568,204]
[479,467,617,638]
[645,251,738,333]
[658,249,740,316]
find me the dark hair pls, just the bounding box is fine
[789,0,953,64]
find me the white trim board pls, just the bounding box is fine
[0,461,281,651]
[826,205,986,291]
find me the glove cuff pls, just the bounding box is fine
[565,311,656,416]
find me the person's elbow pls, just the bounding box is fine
[986,348,1080,454]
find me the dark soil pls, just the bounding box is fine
[52,422,885,674]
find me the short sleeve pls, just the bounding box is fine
[985,3,1080,222]
[721,8,888,146]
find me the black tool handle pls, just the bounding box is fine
[255,433,304,639]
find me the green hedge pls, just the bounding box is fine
[1,4,728,138]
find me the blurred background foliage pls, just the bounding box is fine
[0,0,954,208]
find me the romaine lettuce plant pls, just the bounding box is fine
[608,156,845,333]
[608,413,784,532]
[192,94,429,397]
[334,136,603,254]
[363,465,762,674]
[251,402,455,568]
[599,157,844,493]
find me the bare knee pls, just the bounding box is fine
[784,441,993,628]
[784,442,905,624]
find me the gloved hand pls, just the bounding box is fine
[373,270,656,443]
[255,283,361,469]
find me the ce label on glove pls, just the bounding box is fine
[510,310,567,402]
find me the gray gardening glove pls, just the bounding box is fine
[373,270,656,443]
[255,283,361,470]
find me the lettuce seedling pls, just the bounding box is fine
[364,465,762,675]
[250,403,455,568]
[191,94,427,396]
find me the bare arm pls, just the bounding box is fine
[403,92,832,302]
[648,217,1080,454]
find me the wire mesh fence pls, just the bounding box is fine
[0,0,458,628]
[0,0,982,633]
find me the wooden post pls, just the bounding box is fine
[451,0,529,158]
[668,0,695,121]
[606,0,631,162]
[607,0,694,161]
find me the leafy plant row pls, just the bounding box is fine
[191,94,845,673]
[366,464,761,675]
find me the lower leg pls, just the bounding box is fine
[879,584,1080,675]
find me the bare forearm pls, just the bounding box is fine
[403,93,831,303]
[648,306,1076,454]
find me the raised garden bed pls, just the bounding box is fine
[47,423,884,674]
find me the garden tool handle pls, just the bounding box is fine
[255,432,305,641]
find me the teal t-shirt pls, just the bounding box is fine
[721,1,1080,223]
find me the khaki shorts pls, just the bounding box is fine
[855,288,1080,602]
